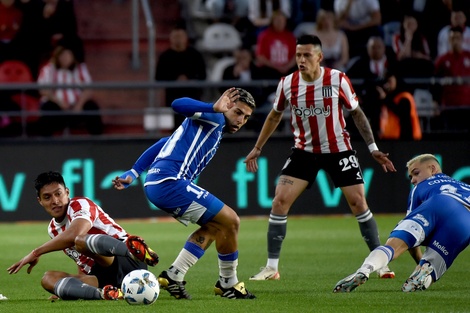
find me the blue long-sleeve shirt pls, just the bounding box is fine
[407,173,470,215]
[131,97,227,185]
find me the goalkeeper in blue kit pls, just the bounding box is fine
[113,88,256,299]
[334,154,470,293]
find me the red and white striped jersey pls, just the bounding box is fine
[37,62,92,106]
[273,67,359,154]
[47,197,128,274]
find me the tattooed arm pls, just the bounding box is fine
[350,106,375,146]
[350,106,397,173]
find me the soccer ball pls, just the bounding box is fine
[121,269,160,305]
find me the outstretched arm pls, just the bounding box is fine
[7,219,91,274]
[113,137,169,189]
[350,106,396,173]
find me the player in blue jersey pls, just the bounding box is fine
[333,153,470,293]
[112,88,256,300]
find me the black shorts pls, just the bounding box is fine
[89,255,147,288]
[280,148,365,188]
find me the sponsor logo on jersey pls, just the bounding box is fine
[432,240,449,255]
[291,105,331,118]
[412,214,429,227]
[148,168,160,174]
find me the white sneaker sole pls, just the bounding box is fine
[249,270,280,281]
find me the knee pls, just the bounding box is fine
[347,194,368,213]
[271,196,290,214]
[74,235,87,253]
[222,212,240,234]
[41,271,58,292]
[231,214,240,232]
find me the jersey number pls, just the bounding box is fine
[186,184,205,199]
[339,155,359,172]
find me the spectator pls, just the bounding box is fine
[334,0,382,58]
[223,46,269,130]
[392,14,431,62]
[312,8,349,71]
[434,26,470,133]
[377,72,422,140]
[255,10,297,80]
[0,0,23,63]
[346,36,397,137]
[391,13,434,101]
[398,0,452,58]
[13,0,83,78]
[248,0,291,33]
[223,46,265,102]
[41,0,83,62]
[35,45,103,136]
[437,9,470,56]
[155,24,206,129]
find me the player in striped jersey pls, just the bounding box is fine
[334,154,470,292]
[245,34,397,281]
[8,171,158,300]
[113,88,257,299]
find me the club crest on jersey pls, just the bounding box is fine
[322,86,333,98]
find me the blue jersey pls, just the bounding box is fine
[407,173,470,215]
[144,97,226,185]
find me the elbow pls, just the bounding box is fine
[171,98,187,111]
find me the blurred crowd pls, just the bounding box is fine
[0,0,101,137]
[174,0,470,138]
[1,0,469,139]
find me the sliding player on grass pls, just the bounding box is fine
[334,154,470,292]
[8,171,158,300]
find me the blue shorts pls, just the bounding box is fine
[390,194,470,270]
[144,179,224,226]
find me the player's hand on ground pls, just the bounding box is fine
[244,147,262,173]
[371,150,397,173]
[7,251,39,274]
[213,87,239,113]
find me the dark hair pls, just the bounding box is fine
[236,88,256,109]
[296,35,322,48]
[34,171,66,196]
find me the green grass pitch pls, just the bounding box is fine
[0,215,468,313]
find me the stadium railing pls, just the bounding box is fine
[0,77,469,140]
